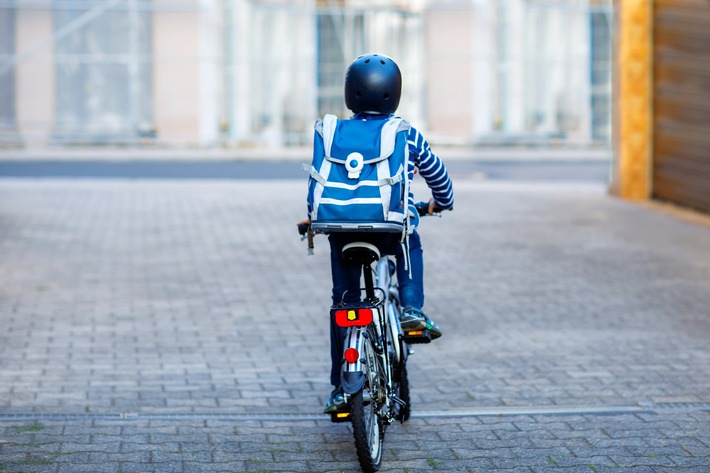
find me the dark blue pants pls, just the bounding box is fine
[328,231,424,387]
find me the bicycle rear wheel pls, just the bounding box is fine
[351,388,383,472]
[395,361,410,422]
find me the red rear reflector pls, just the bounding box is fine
[344,348,359,363]
[334,308,374,328]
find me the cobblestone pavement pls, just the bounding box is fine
[0,177,709,472]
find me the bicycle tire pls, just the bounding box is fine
[395,361,410,422]
[351,388,383,472]
[351,336,384,472]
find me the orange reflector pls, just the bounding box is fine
[336,412,350,418]
[344,348,359,363]
[407,330,423,336]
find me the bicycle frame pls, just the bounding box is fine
[299,201,441,471]
[332,254,407,422]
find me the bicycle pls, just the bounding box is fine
[299,201,440,472]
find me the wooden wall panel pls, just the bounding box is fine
[653,0,710,213]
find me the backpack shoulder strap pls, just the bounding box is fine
[307,117,332,180]
[321,114,338,158]
[398,118,411,133]
[313,115,338,150]
[378,117,410,162]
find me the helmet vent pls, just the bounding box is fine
[364,59,370,64]
[383,93,390,100]
[380,60,385,65]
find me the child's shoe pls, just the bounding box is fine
[323,386,348,414]
[400,307,442,340]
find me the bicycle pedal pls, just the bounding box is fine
[402,328,433,344]
[330,411,352,423]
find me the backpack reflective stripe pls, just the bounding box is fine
[318,197,384,205]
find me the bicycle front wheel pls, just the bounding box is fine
[351,388,383,472]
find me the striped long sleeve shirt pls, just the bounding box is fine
[406,125,454,211]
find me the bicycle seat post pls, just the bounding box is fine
[362,262,375,300]
[342,242,380,302]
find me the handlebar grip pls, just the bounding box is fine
[297,222,310,236]
[414,201,443,217]
[414,201,429,217]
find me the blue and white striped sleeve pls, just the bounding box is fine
[406,126,454,210]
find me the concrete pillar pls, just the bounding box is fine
[505,0,525,133]
[198,0,221,146]
[471,1,494,138]
[15,7,54,146]
[425,5,474,141]
[152,0,200,144]
[227,0,251,144]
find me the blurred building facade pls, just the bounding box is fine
[0,0,613,149]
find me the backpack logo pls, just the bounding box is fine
[305,114,411,235]
[345,152,364,179]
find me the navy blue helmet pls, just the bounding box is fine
[344,53,402,114]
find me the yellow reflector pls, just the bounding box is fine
[407,330,423,336]
[347,310,357,321]
[336,412,350,418]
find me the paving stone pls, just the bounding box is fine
[0,178,709,471]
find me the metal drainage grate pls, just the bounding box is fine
[0,402,708,423]
[0,412,326,422]
[639,401,710,411]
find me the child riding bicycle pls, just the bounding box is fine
[300,53,454,413]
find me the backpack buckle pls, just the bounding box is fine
[345,152,364,179]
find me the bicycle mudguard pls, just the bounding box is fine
[340,327,367,394]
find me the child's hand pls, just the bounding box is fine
[427,198,444,214]
[297,219,311,236]
[427,198,437,215]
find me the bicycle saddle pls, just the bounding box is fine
[342,242,380,265]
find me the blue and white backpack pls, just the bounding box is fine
[304,114,411,235]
